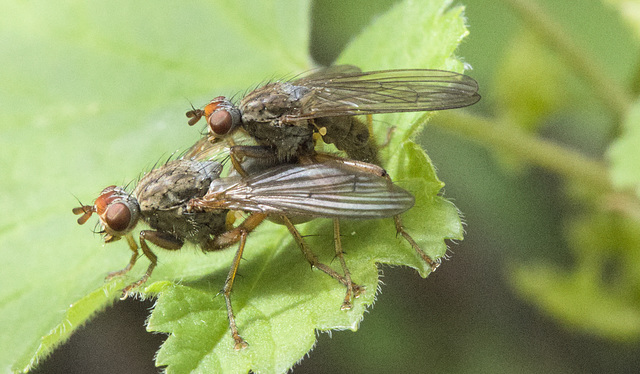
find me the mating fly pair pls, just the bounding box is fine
[73,138,416,349]
[187,65,480,270]
[74,65,479,349]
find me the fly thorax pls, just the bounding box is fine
[240,82,310,124]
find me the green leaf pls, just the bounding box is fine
[0,0,467,372]
[609,98,640,198]
[145,142,461,372]
[338,0,470,147]
[493,31,568,132]
[0,0,311,372]
[512,212,640,340]
[604,0,640,42]
[148,1,467,372]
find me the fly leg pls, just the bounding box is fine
[105,234,141,281]
[363,113,396,150]
[308,155,441,272]
[333,219,358,310]
[228,145,282,177]
[309,153,389,177]
[394,216,440,271]
[74,205,143,282]
[378,126,396,149]
[221,231,249,350]
[280,215,363,301]
[201,213,268,350]
[119,230,183,299]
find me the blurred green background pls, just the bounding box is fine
[9,0,639,372]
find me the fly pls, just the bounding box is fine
[73,140,415,350]
[187,65,480,164]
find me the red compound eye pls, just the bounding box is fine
[208,110,233,135]
[104,202,132,233]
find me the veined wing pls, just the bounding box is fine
[180,136,231,161]
[180,131,257,164]
[203,162,415,220]
[285,68,480,120]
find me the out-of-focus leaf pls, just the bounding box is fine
[512,212,640,340]
[609,98,640,198]
[604,0,640,42]
[493,32,567,132]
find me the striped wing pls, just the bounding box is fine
[205,162,415,220]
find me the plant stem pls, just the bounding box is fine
[433,111,612,192]
[503,0,633,118]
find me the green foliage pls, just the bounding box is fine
[493,32,568,132]
[0,0,467,372]
[455,0,640,343]
[513,211,640,339]
[609,99,640,198]
[5,0,640,372]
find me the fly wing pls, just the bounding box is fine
[285,68,480,120]
[205,162,415,220]
[180,136,231,161]
[294,64,362,80]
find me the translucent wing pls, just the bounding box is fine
[284,67,480,120]
[201,162,415,220]
[180,131,257,163]
[180,136,231,161]
[293,64,362,80]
